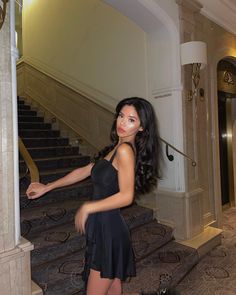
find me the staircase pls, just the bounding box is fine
[18,97,199,295]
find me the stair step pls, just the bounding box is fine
[19,155,90,172]
[21,202,153,238]
[20,180,93,209]
[18,116,44,123]
[21,137,69,147]
[18,104,31,110]
[123,241,198,293]
[131,220,174,262]
[19,122,52,130]
[19,129,61,138]
[21,199,84,236]
[17,99,25,105]
[30,222,86,268]
[31,248,85,295]
[24,146,80,159]
[18,110,37,116]
[122,204,153,229]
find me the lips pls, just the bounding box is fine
[117,127,125,133]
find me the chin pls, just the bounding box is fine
[117,131,126,137]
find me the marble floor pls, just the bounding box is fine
[176,207,236,295]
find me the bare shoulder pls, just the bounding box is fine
[116,142,135,161]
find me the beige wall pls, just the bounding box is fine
[22,0,148,107]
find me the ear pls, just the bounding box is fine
[139,126,143,132]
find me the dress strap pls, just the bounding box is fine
[109,142,135,163]
[109,149,117,163]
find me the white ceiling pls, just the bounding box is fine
[198,0,236,35]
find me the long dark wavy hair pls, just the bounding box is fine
[95,97,163,194]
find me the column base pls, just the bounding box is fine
[32,280,43,295]
[178,226,222,258]
[0,237,34,295]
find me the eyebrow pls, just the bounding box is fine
[119,111,138,120]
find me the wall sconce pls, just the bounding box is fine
[181,41,207,101]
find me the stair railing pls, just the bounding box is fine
[18,137,40,182]
[160,137,197,166]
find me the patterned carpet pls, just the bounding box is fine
[176,207,236,295]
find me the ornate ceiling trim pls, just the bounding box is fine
[198,0,236,36]
[0,0,9,31]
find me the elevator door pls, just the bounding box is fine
[218,92,229,205]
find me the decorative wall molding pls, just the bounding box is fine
[19,57,118,113]
[152,85,183,99]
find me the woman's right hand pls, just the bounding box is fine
[26,182,49,199]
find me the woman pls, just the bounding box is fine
[26,97,163,295]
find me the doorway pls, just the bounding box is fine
[217,59,236,207]
[218,91,234,205]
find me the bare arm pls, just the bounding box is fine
[75,144,135,233]
[26,162,94,199]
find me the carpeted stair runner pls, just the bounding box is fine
[18,97,199,295]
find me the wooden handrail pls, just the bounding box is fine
[18,137,40,182]
[160,137,197,166]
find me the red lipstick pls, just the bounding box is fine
[117,127,125,133]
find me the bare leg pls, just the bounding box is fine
[107,278,122,295]
[87,269,113,295]
[86,269,139,295]
[107,278,139,295]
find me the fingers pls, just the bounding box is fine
[27,192,40,199]
[26,182,46,199]
[75,216,84,234]
[26,183,38,195]
[26,187,39,199]
[74,210,86,235]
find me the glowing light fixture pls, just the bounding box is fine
[181,41,207,101]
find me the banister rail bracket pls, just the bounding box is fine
[160,137,197,167]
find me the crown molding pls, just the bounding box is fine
[198,0,236,36]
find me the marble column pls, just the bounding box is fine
[0,1,33,294]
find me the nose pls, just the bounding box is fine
[120,117,127,126]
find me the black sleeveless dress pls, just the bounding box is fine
[82,148,136,286]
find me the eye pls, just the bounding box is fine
[129,118,135,123]
[118,113,123,118]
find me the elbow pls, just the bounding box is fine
[126,199,133,206]
[123,193,134,207]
